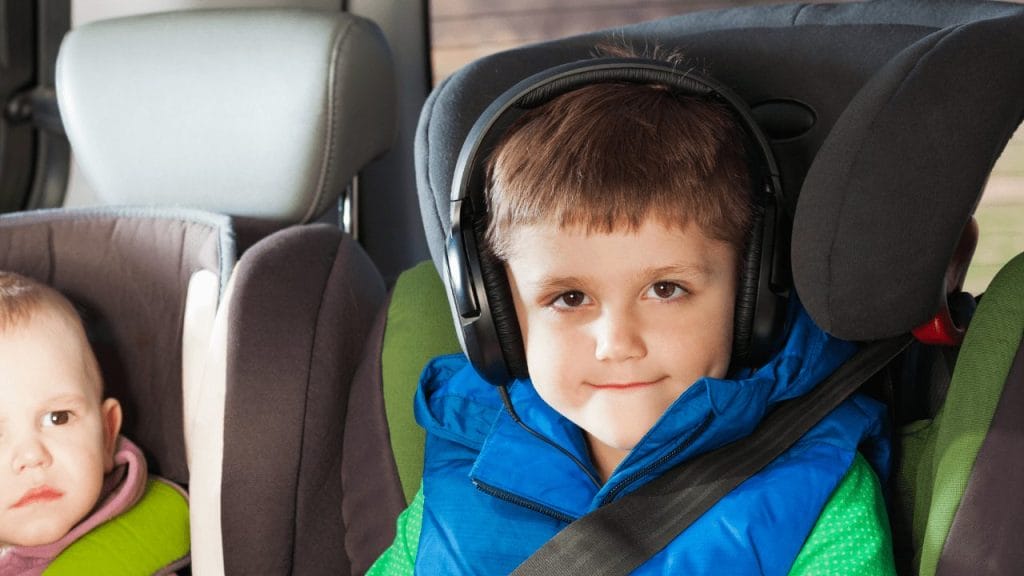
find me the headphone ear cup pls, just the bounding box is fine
[478,247,529,379]
[732,200,765,368]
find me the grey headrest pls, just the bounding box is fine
[57,9,396,223]
[416,0,1023,340]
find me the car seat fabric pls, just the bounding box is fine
[0,207,233,484]
[54,7,397,574]
[792,9,1024,341]
[220,223,384,575]
[341,294,407,575]
[342,261,459,573]
[46,479,191,575]
[380,261,461,504]
[896,253,1024,576]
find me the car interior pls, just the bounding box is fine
[5,8,393,574]
[0,0,1020,574]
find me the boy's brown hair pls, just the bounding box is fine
[0,271,104,395]
[483,77,753,261]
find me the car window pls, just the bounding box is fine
[967,124,1024,294]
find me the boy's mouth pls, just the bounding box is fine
[590,376,667,390]
[11,486,64,509]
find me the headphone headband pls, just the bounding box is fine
[451,59,784,200]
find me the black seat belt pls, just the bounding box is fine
[512,334,913,576]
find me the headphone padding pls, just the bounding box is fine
[732,200,765,367]
[475,223,530,379]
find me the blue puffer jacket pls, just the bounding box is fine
[414,305,890,575]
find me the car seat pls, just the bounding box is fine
[898,252,1024,575]
[351,0,1024,574]
[1,8,395,574]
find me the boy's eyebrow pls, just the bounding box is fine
[531,274,588,292]
[640,263,715,280]
[529,263,715,292]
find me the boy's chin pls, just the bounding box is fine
[586,428,644,454]
[579,409,663,453]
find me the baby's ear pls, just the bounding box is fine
[100,398,123,471]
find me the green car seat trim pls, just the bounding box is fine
[910,252,1024,576]
[44,478,190,575]
[383,261,461,503]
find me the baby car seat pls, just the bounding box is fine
[1,8,393,574]
[350,1,1024,574]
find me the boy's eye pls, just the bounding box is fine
[41,411,72,427]
[647,281,686,301]
[552,291,590,309]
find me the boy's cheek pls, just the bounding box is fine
[524,331,579,380]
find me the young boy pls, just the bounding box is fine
[371,62,895,575]
[0,272,189,575]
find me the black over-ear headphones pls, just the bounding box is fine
[443,58,792,387]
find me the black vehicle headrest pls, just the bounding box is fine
[416,0,1024,341]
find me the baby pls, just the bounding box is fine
[0,271,188,575]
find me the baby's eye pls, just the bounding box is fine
[551,291,590,309]
[646,281,686,301]
[41,411,72,427]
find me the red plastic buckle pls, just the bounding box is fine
[912,303,964,346]
[913,217,977,347]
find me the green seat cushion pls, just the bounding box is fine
[45,478,190,575]
[383,261,461,503]
[902,252,1024,575]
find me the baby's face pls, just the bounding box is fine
[0,309,119,548]
[505,219,737,478]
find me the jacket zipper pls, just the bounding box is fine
[599,411,716,506]
[473,479,577,524]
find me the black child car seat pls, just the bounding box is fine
[347,1,1023,574]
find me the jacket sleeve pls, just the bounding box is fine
[788,452,896,576]
[366,487,425,576]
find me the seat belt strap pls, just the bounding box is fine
[512,334,913,576]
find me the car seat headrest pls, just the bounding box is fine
[417,1,1024,344]
[56,8,396,224]
[792,11,1024,341]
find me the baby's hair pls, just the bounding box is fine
[483,47,752,262]
[0,271,104,395]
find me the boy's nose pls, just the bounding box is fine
[11,436,53,472]
[594,310,646,362]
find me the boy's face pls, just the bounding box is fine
[0,308,121,548]
[505,219,737,478]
